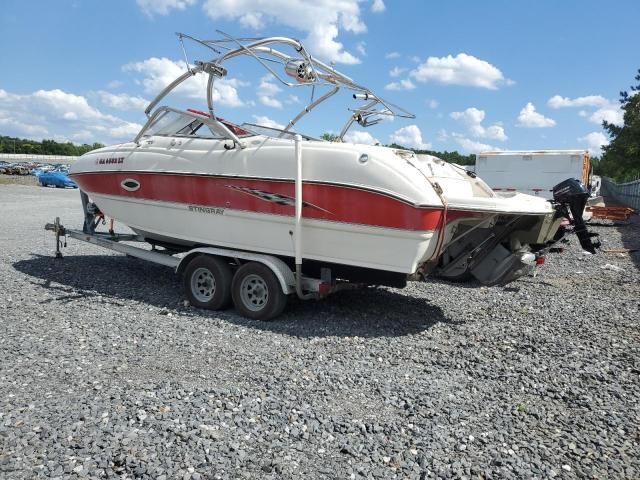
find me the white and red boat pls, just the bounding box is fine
[64,33,599,318]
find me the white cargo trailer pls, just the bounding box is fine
[475,150,591,200]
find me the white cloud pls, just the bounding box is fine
[343,130,379,145]
[547,94,623,127]
[0,116,49,137]
[426,99,438,109]
[437,128,448,141]
[285,94,300,105]
[98,91,149,111]
[124,57,203,96]
[31,89,105,121]
[547,95,609,109]
[0,87,143,143]
[450,107,507,141]
[124,57,245,107]
[452,134,498,153]
[389,66,406,78]
[385,52,400,60]
[257,75,282,108]
[202,0,366,64]
[238,11,265,28]
[410,53,509,90]
[389,125,431,149]
[355,41,366,56]
[384,79,416,91]
[371,0,385,12]
[589,105,624,127]
[107,80,124,90]
[136,0,196,16]
[109,122,143,138]
[483,125,507,141]
[251,115,284,129]
[578,131,609,156]
[258,96,282,108]
[516,102,556,128]
[451,107,484,127]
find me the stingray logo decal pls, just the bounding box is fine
[226,185,332,214]
[188,205,225,215]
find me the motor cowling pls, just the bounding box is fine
[552,178,601,254]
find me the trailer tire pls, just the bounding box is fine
[231,262,287,321]
[183,255,233,310]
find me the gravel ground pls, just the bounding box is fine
[1,184,639,479]
[0,174,39,186]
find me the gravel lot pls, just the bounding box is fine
[1,184,639,479]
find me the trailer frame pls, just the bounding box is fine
[44,217,352,320]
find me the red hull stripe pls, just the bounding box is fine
[72,172,446,231]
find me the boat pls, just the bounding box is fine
[67,32,599,315]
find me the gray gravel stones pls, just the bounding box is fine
[1,184,639,479]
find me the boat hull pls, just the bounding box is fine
[69,138,559,278]
[86,191,439,274]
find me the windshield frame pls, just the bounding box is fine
[134,106,256,144]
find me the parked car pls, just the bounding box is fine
[39,170,77,188]
[10,163,32,175]
[31,164,55,176]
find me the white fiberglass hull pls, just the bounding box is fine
[91,193,438,273]
[70,137,560,277]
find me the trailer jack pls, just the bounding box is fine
[44,217,67,258]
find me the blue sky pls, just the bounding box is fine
[0,0,637,155]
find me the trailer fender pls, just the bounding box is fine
[177,248,296,295]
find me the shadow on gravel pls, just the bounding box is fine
[236,288,457,338]
[617,214,640,271]
[13,253,178,305]
[13,254,454,338]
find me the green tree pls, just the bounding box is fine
[388,143,475,165]
[321,132,339,142]
[600,69,640,181]
[0,135,105,156]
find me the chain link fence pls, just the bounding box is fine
[602,176,640,210]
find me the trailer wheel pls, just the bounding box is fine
[231,262,287,321]
[183,255,233,310]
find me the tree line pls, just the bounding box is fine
[0,136,104,157]
[594,68,640,182]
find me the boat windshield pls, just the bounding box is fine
[143,110,255,139]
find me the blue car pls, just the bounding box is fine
[39,170,77,188]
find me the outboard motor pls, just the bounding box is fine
[552,178,601,253]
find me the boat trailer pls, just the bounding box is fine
[44,216,354,321]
